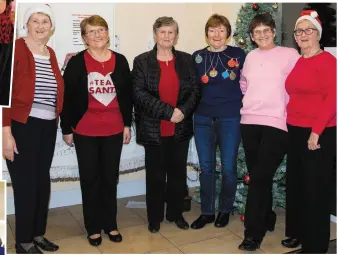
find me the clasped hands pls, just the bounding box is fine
[170,108,184,123]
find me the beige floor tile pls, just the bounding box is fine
[149,247,183,254]
[117,210,147,229]
[6,247,16,254]
[97,225,174,254]
[225,213,246,238]
[44,210,85,241]
[159,218,233,246]
[7,215,15,232]
[260,225,298,254]
[330,221,336,240]
[44,235,101,254]
[7,223,15,249]
[67,204,83,221]
[179,233,265,254]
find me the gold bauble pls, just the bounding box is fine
[273,3,278,9]
[236,18,241,23]
[238,38,245,46]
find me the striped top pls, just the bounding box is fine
[29,54,57,120]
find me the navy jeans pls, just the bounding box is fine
[194,114,241,215]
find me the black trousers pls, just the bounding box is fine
[73,132,123,236]
[285,125,336,253]
[241,124,288,239]
[144,137,189,223]
[0,43,12,106]
[6,117,57,243]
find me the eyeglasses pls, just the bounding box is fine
[86,28,107,36]
[293,28,317,36]
[252,28,273,36]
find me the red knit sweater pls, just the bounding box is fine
[286,51,336,135]
[2,38,64,127]
[158,59,179,137]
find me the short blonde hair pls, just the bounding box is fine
[153,16,179,35]
[80,15,108,36]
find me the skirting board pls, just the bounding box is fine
[6,169,200,215]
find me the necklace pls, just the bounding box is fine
[302,48,322,58]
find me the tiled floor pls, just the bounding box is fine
[6,192,337,254]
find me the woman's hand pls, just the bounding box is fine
[63,134,74,147]
[123,127,131,144]
[170,108,184,123]
[308,132,321,150]
[2,127,18,162]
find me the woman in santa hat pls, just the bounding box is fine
[2,4,63,254]
[282,9,336,254]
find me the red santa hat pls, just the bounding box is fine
[295,10,322,38]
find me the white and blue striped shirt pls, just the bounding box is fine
[29,54,57,120]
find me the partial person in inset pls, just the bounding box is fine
[2,4,63,254]
[132,16,200,233]
[237,13,299,251]
[61,15,132,247]
[0,0,15,106]
[282,10,336,254]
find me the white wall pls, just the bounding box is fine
[6,2,246,215]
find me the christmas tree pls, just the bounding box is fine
[193,3,287,220]
[304,3,336,48]
[233,3,280,53]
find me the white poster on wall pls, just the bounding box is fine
[3,2,199,183]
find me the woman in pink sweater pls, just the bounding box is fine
[238,13,299,251]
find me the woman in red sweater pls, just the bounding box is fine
[282,10,336,254]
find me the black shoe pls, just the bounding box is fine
[281,238,300,248]
[214,212,230,228]
[238,237,262,251]
[15,244,43,254]
[190,215,215,229]
[33,238,59,252]
[104,230,123,243]
[167,215,189,230]
[148,222,160,233]
[87,234,102,246]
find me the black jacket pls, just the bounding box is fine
[132,45,200,146]
[60,50,133,135]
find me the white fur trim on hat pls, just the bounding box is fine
[294,11,322,39]
[21,4,55,37]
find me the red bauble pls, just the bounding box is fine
[243,173,250,185]
[240,215,245,222]
[252,3,259,10]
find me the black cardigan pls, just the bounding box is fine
[60,50,133,135]
[132,45,201,146]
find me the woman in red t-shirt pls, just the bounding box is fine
[282,10,336,254]
[61,15,133,247]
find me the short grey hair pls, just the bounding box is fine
[153,16,179,35]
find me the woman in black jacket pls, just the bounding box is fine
[132,16,200,233]
[61,15,132,247]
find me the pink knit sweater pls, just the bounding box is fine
[239,46,300,131]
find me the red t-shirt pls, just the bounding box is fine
[158,59,179,137]
[286,51,336,135]
[74,50,124,136]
